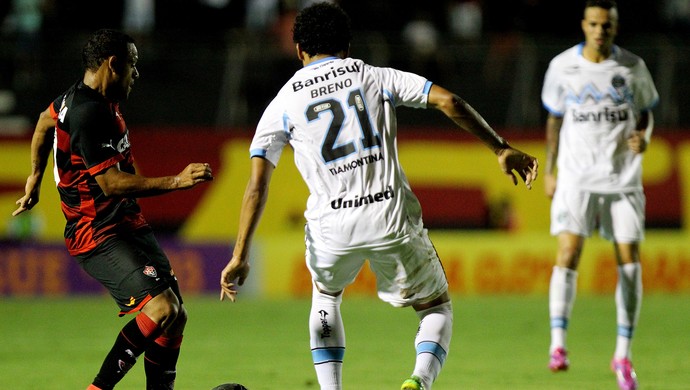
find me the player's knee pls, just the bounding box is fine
[557,246,582,268]
[144,289,182,328]
[173,305,188,329]
[413,291,451,311]
[159,296,181,326]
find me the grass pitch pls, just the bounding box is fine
[1,294,688,389]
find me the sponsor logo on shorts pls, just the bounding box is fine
[126,296,136,306]
[143,265,158,278]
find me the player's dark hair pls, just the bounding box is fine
[585,0,617,11]
[292,2,352,57]
[82,29,135,72]
[211,384,248,390]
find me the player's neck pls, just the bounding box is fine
[582,44,612,63]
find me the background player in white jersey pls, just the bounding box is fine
[541,1,658,389]
[220,3,538,390]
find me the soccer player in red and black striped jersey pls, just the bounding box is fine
[13,29,213,390]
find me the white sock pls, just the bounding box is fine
[614,263,642,360]
[412,301,453,390]
[549,266,578,352]
[310,286,345,390]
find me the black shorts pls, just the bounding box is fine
[76,229,183,316]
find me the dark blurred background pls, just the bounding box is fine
[1,0,688,134]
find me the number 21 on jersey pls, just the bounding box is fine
[306,89,381,163]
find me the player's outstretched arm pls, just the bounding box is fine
[428,84,538,189]
[94,162,213,198]
[220,157,274,302]
[13,107,57,216]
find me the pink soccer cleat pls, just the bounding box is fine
[611,357,638,390]
[548,347,570,372]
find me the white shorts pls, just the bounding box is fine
[550,188,645,243]
[305,227,448,307]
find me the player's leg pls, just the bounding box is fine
[613,242,642,361]
[603,191,644,390]
[141,290,186,390]
[79,232,181,390]
[86,310,163,390]
[548,189,595,371]
[611,242,641,390]
[136,233,187,390]
[370,229,451,390]
[305,240,363,390]
[310,284,346,390]
[548,232,583,371]
[405,292,452,390]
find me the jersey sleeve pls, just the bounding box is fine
[72,102,125,175]
[249,96,290,167]
[541,60,564,117]
[370,66,431,108]
[632,59,659,112]
[49,96,61,120]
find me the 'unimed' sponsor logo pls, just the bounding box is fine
[330,186,394,209]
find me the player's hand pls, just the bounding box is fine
[497,148,539,189]
[174,163,213,189]
[544,173,557,199]
[12,175,41,216]
[220,256,251,302]
[627,131,647,154]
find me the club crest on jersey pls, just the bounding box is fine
[143,265,158,278]
[610,74,632,104]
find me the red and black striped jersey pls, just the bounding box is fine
[50,81,149,255]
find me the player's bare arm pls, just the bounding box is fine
[94,162,213,198]
[544,114,563,198]
[428,84,538,189]
[13,108,57,216]
[628,111,652,154]
[220,157,274,302]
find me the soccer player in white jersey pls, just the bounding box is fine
[541,1,658,389]
[220,3,537,390]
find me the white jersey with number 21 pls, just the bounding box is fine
[250,56,432,252]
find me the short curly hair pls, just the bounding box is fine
[585,0,617,11]
[292,2,352,57]
[82,29,135,72]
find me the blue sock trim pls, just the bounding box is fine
[311,347,345,364]
[617,325,634,338]
[551,317,568,329]
[416,341,447,365]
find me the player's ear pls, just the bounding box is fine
[107,55,123,75]
[296,43,305,61]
